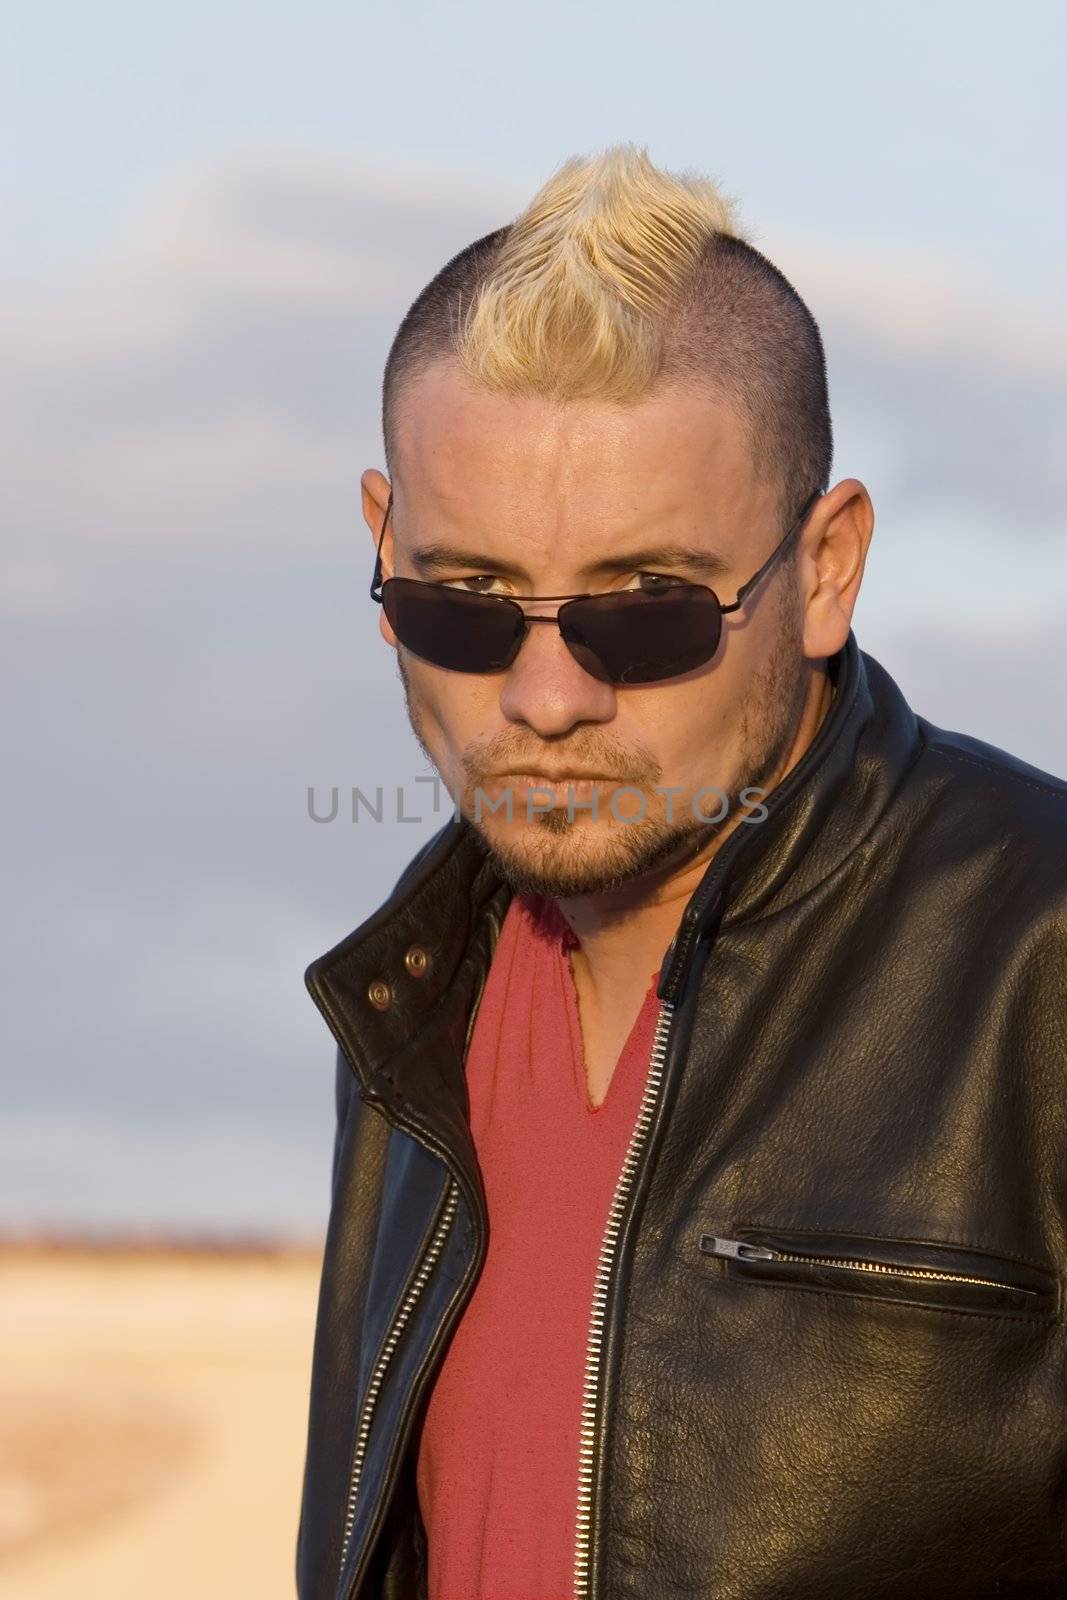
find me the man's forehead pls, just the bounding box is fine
[395,360,749,503]
[394,474,747,572]
[392,382,760,585]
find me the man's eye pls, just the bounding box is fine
[441,575,506,596]
[626,571,685,594]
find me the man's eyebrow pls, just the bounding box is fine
[407,545,523,580]
[583,545,734,581]
[407,542,733,583]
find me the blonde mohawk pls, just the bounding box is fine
[384,144,832,527]
[453,143,747,403]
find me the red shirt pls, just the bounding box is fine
[415,891,663,1600]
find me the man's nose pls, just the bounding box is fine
[497,613,616,736]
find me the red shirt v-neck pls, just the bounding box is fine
[415,891,663,1600]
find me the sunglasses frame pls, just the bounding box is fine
[368,485,823,678]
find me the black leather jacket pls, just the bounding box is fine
[296,629,1067,1600]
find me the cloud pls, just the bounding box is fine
[769,229,1067,383]
[0,1111,333,1235]
[3,152,1064,1232]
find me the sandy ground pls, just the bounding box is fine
[0,1242,324,1599]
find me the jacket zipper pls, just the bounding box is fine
[699,1235,1042,1294]
[573,995,676,1600]
[335,1178,460,1592]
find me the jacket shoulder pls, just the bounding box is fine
[918,718,1067,799]
[912,715,1067,892]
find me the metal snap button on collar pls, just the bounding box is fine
[404,945,430,977]
[367,979,393,1010]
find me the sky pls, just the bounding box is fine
[3,1,1065,1237]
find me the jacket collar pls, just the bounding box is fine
[656,624,921,996]
[305,628,921,1130]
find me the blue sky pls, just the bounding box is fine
[4,1,1065,1235]
[7,1,1067,301]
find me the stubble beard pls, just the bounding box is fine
[394,581,810,900]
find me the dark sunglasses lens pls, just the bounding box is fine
[561,587,722,684]
[381,579,524,673]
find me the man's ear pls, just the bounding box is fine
[361,468,392,565]
[800,477,874,662]
[361,469,398,649]
[378,609,399,650]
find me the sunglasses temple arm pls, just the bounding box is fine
[720,489,821,615]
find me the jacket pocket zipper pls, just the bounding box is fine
[699,1232,1059,1317]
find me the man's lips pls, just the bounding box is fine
[493,769,616,783]
[478,771,629,806]
[486,772,630,794]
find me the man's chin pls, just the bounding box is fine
[468,815,708,900]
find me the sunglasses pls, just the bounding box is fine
[369,488,822,686]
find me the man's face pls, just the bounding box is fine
[370,358,815,901]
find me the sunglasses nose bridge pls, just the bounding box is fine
[505,600,614,684]
[509,594,581,647]
[517,595,567,618]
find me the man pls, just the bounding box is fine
[296,144,1067,1600]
